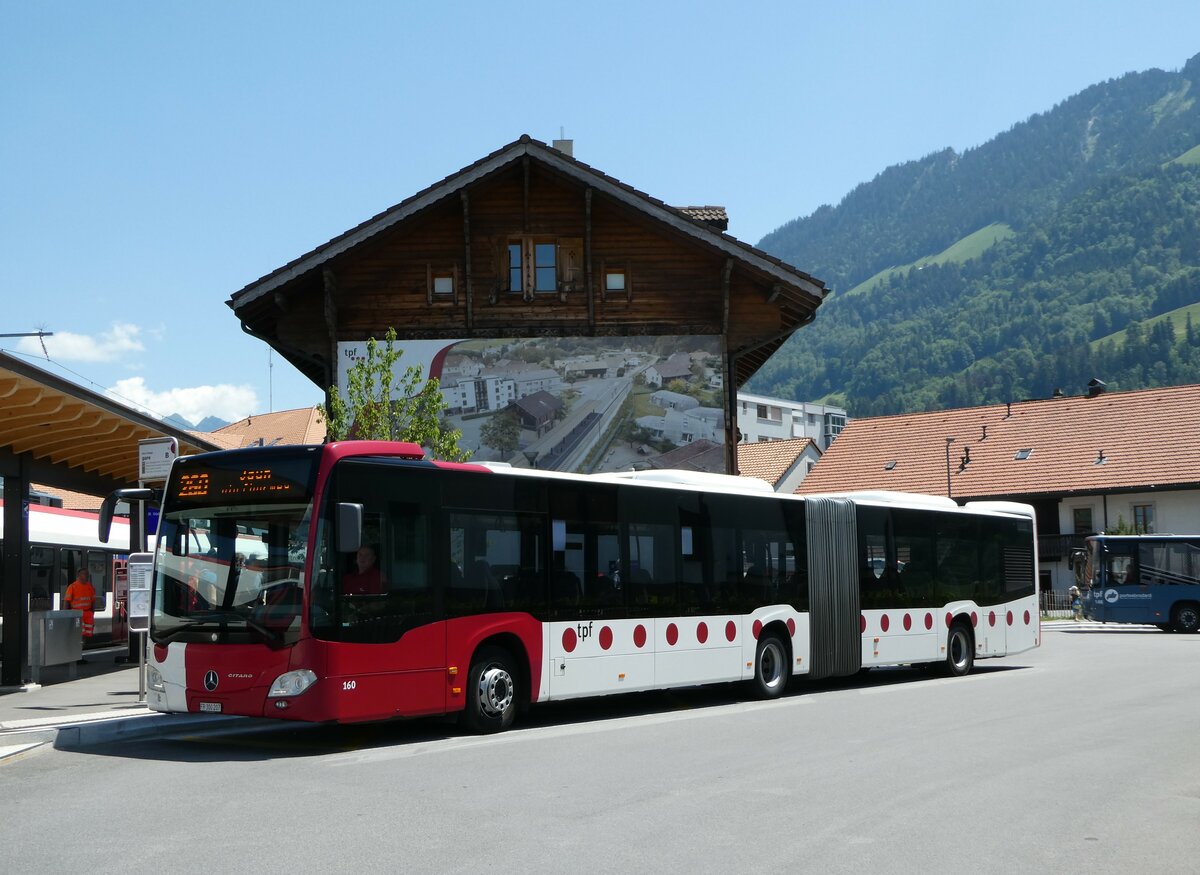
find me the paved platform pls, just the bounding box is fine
[0,645,265,759]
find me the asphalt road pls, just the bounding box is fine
[3,625,1196,874]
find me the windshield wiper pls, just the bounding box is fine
[154,611,284,648]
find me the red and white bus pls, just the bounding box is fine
[0,501,131,646]
[128,442,1039,732]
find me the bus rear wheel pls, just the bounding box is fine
[752,632,789,699]
[461,646,518,734]
[942,622,974,677]
[1171,603,1200,634]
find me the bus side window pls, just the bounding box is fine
[59,547,82,607]
[30,546,54,606]
[88,549,109,611]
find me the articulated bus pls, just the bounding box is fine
[0,501,131,646]
[124,442,1039,733]
[1081,534,1200,633]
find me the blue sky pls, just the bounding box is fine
[2,1,1198,424]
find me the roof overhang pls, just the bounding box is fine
[227,136,826,390]
[0,352,222,494]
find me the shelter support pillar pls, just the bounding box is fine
[1,456,31,686]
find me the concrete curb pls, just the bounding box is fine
[0,711,283,761]
[52,712,281,749]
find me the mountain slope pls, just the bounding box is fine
[752,53,1200,414]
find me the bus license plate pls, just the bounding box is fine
[199,702,222,713]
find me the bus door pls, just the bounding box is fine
[1099,546,1150,624]
[805,497,861,679]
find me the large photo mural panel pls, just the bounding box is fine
[337,335,726,474]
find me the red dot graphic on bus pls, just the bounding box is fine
[725,620,737,642]
[903,613,912,631]
[666,623,679,646]
[562,627,577,653]
[599,626,613,650]
[989,611,996,627]
[786,618,796,636]
[1024,610,1031,625]
[945,612,953,628]
[860,614,866,633]
[752,620,763,639]
[697,622,709,644]
[881,614,890,632]
[971,612,978,627]
[1007,611,1014,626]
[925,613,933,630]
[633,624,647,648]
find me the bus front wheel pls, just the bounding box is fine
[751,632,789,699]
[943,623,974,677]
[1171,603,1200,634]
[461,646,518,734]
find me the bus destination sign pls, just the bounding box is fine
[172,465,308,503]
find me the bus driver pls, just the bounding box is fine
[343,545,384,595]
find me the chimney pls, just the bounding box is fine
[552,139,574,157]
[1087,378,1107,398]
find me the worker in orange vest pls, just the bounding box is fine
[64,568,97,648]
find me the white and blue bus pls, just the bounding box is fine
[1081,534,1200,633]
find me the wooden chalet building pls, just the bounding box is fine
[226,135,826,472]
[796,382,1200,595]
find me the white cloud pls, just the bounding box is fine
[107,377,259,425]
[17,322,145,363]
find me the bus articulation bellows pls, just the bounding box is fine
[118,441,1040,733]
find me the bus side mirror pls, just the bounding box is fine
[99,487,158,543]
[336,503,363,553]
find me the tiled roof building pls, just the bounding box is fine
[205,406,327,448]
[737,437,821,493]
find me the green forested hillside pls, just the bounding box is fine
[750,53,1200,415]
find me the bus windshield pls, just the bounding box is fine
[151,448,320,647]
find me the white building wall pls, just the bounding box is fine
[736,391,848,450]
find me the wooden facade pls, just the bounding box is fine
[228,136,827,472]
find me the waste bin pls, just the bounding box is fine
[28,610,83,684]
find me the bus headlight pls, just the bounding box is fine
[148,667,165,692]
[268,669,318,697]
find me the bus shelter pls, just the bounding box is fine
[0,351,219,686]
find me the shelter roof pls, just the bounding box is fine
[0,352,222,494]
[796,384,1200,500]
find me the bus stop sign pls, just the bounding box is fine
[138,437,178,482]
[127,552,154,633]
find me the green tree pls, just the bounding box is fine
[324,327,469,461]
[479,411,522,456]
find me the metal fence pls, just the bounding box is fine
[1040,589,1082,619]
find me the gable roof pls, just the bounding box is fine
[226,135,825,389]
[737,437,819,488]
[648,439,726,472]
[229,137,822,312]
[508,390,563,422]
[796,383,1200,500]
[208,406,327,448]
